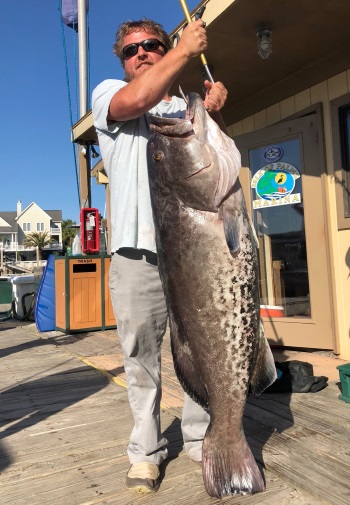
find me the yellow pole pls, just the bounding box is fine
[179,0,214,82]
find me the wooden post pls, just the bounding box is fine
[77,0,90,210]
[106,185,111,254]
[78,146,91,209]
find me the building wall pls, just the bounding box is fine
[228,69,350,360]
[17,204,52,245]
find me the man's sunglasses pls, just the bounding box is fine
[122,38,168,60]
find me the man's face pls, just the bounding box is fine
[122,30,166,81]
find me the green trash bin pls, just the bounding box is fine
[0,277,12,312]
[336,363,350,404]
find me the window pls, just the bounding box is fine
[339,104,350,218]
[331,93,350,229]
[37,222,44,232]
[23,222,31,232]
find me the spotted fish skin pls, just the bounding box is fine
[147,92,276,498]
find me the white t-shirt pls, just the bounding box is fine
[92,79,186,253]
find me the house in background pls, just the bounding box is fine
[0,200,63,258]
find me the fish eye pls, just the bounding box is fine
[153,151,164,162]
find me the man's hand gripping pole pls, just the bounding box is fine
[178,0,214,83]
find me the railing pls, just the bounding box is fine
[4,260,46,274]
[1,244,63,252]
[17,260,46,269]
[4,262,34,274]
[3,245,27,251]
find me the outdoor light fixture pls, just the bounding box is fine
[90,144,99,158]
[256,28,272,60]
[80,143,100,158]
[80,145,87,156]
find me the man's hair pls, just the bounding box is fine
[113,18,172,66]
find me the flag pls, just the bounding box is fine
[61,0,89,32]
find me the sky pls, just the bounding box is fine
[1,0,199,223]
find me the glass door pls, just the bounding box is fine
[235,112,334,349]
[249,138,310,318]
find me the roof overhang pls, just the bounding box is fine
[170,0,350,125]
[91,159,108,184]
[71,0,350,143]
[71,110,98,144]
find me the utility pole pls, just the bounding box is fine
[77,0,91,209]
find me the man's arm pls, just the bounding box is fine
[108,20,207,122]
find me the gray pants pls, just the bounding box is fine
[109,249,210,465]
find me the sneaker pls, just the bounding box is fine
[125,462,160,494]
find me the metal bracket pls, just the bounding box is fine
[194,5,206,22]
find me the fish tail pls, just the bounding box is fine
[202,428,265,498]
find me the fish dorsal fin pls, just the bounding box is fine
[250,322,277,394]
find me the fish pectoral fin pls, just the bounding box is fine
[222,203,241,255]
[250,322,277,395]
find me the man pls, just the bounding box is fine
[92,18,228,494]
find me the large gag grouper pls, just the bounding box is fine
[147,92,277,498]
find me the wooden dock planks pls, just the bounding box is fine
[1,323,349,504]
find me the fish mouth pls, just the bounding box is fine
[150,123,194,140]
[149,115,193,138]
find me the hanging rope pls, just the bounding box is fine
[58,0,81,208]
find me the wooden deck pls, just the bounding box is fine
[1,320,350,504]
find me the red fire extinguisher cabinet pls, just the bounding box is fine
[55,254,116,333]
[80,208,100,254]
